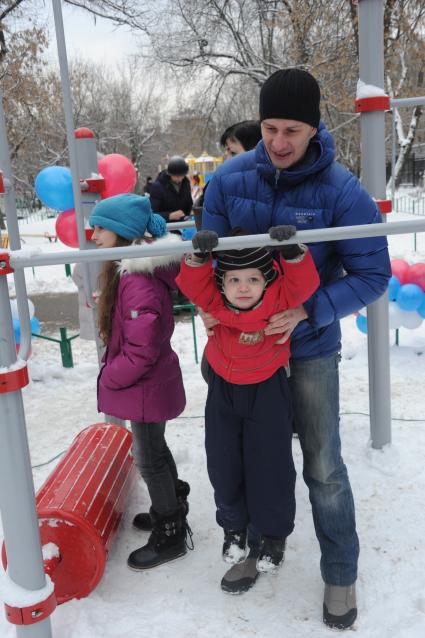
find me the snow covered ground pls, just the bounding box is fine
[1,214,425,637]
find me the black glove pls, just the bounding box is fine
[192,230,219,256]
[269,225,303,259]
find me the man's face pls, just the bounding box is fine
[261,119,316,169]
[170,174,185,184]
[223,137,245,160]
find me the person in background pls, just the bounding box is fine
[143,176,153,196]
[177,225,319,589]
[193,121,262,229]
[150,156,193,222]
[191,172,203,201]
[201,68,391,629]
[220,120,262,159]
[88,193,191,571]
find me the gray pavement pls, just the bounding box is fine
[30,292,194,336]
[30,292,79,333]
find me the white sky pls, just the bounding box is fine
[44,3,140,68]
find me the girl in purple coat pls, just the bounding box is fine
[89,193,189,570]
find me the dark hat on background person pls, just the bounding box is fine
[259,68,321,128]
[167,156,189,176]
[215,228,277,292]
[89,193,167,240]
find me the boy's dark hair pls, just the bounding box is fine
[220,120,262,151]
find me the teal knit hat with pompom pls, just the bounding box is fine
[89,193,167,240]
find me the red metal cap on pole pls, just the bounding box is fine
[74,127,95,139]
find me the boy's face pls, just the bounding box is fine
[223,268,266,309]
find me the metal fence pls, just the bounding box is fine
[393,196,425,216]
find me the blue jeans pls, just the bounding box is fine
[247,353,359,586]
[130,421,179,516]
[290,353,359,586]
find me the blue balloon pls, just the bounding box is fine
[12,317,41,345]
[356,314,368,334]
[35,166,74,211]
[13,317,21,344]
[396,283,424,312]
[388,275,401,301]
[31,316,41,335]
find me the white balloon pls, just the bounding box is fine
[388,301,404,329]
[401,310,423,330]
[358,306,367,317]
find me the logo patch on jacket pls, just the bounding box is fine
[294,210,316,225]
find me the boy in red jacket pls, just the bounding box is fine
[176,226,319,579]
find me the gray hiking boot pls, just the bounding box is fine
[221,548,260,594]
[323,583,357,629]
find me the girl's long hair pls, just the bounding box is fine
[97,236,131,344]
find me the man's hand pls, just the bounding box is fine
[264,305,307,344]
[169,210,186,221]
[198,308,219,336]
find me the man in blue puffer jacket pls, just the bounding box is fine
[202,69,391,629]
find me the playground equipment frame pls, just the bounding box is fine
[1,1,425,637]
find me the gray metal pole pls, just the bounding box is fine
[51,0,102,366]
[0,100,53,638]
[391,96,425,108]
[358,0,391,448]
[8,218,425,269]
[391,108,396,204]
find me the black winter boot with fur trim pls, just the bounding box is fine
[132,479,190,532]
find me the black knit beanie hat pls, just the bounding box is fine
[259,68,321,128]
[215,246,277,293]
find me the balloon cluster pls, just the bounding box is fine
[356,259,425,334]
[10,299,41,353]
[34,154,137,248]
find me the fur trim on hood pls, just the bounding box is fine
[118,232,182,275]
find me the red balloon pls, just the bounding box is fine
[391,259,410,284]
[55,209,78,248]
[98,154,137,199]
[407,263,425,291]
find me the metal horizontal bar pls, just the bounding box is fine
[166,220,195,229]
[8,219,425,270]
[390,96,425,108]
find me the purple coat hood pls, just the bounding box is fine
[97,233,186,422]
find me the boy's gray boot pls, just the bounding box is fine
[323,583,357,629]
[221,548,260,594]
